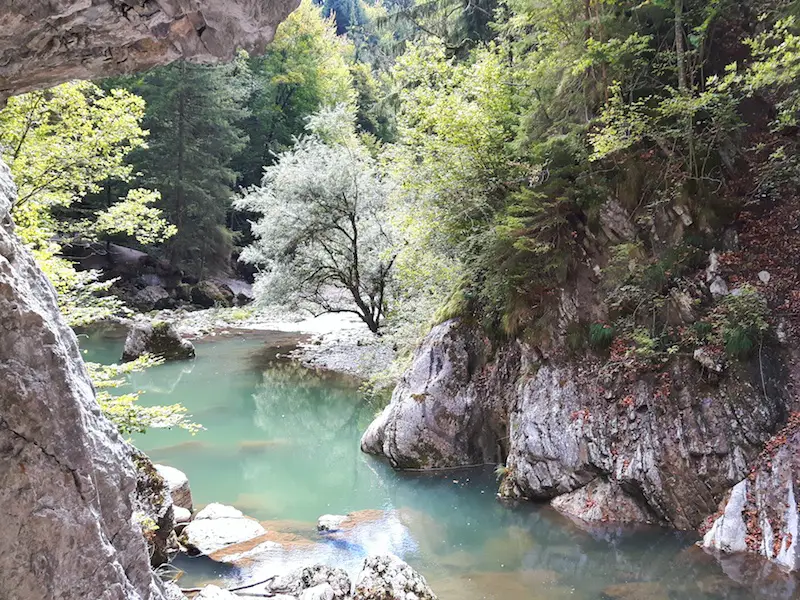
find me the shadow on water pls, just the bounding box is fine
[79,332,800,600]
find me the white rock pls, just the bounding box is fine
[173,506,192,524]
[183,503,266,555]
[195,585,239,599]
[301,583,335,600]
[354,555,437,600]
[759,270,771,284]
[693,347,725,373]
[703,480,749,554]
[318,514,348,532]
[156,464,193,510]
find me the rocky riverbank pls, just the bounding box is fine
[138,463,438,600]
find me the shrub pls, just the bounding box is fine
[589,322,615,349]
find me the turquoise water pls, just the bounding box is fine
[82,331,787,600]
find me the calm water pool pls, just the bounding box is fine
[82,331,786,600]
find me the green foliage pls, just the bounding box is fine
[589,322,615,350]
[716,286,770,358]
[0,81,173,325]
[120,59,249,277]
[86,354,202,436]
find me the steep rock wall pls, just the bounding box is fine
[362,319,789,530]
[0,0,300,101]
[0,162,162,599]
[0,1,300,598]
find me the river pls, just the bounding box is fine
[82,330,768,600]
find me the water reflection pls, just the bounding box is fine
[80,332,800,600]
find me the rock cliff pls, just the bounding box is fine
[362,319,789,530]
[0,1,300,598]
[0,0,300,102]
[0,161,162,599]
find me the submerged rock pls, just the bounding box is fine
[122,320,196,362]
[155,464,193,511]
[353,555,437,600]
[183,503,266,555]
[702,415,800,571]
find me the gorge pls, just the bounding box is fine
[1,0,800,599]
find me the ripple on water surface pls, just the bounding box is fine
[82,332,794,600]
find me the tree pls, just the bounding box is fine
[0,81,175,325]
[234,0,355,188]
[236,107,395,333]
[122,59,250,277]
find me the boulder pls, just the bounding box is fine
[195,586,238,600]
[361,319,509,469]
[155,464,193,511]
[134,285,172,312]
[550,478,654,525]
[182,503,266,556]
[122,320,196,362]
[300,584,335,600]
[353,555,437,600]
[702,414,800,571]
[317,514,348,533]
[191,281,232,308]
[132,452,178,567]
[267,565,351,600]
[174,506,192,525]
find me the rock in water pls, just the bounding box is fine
[122,320,196,362]
[702,415,800,571]
[267,565,352,600]
[301,584,336,600]
[155,464,194,511]
[0,161,163,598]
[353,555,437,600]
[182,503,266,555]
[361,319,508,469]
[317,514,348,532]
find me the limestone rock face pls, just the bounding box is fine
[550,478,654,525]
[183,503,266,555]
[267,565,352,600]
[0,0,301,102]
[363,318,788,530]
[353,555,437,600]
[361,320,512,469]
[702,415,800,571]
[122,319,196,362]
[132,452,179,567]
[0,161,164,599]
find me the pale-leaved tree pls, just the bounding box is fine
[236,106,395,333]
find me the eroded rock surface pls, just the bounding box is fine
[183,503,266,555]
[0,161,163,599]
[702,414,800,570]
[267,565,352,600]
[361,320,512,469]
[0,0,301,101]
[353,555,437,600]
[363,318,788,530]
